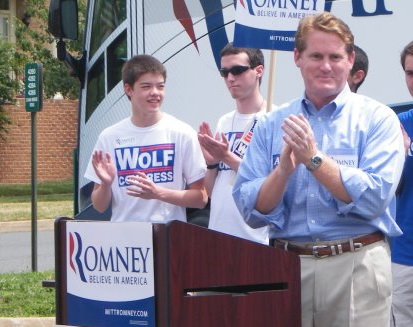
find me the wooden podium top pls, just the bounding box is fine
[54,219,301,327]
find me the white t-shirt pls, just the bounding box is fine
[209,109,269,244]
[85,113,206,222]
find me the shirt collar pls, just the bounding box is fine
[300,84,352,117]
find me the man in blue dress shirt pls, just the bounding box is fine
[233,12,405,327]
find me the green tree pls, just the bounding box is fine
[14,0,86,99]
[0,39,19,140]
[0,0,86,137]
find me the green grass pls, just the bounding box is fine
[0,181,69,317]
[0,180,75,222]
[0,270,55,317]
[0,180,74,197]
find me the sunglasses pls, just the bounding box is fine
[219,65,251,78]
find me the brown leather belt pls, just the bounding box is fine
[271,232,384,258]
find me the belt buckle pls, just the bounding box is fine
[312,245,329,258]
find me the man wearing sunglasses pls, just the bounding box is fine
[198,43,273,244]
[233,12,405,326]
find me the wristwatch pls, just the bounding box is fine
[206,163,219,170]
[306,151,324,172]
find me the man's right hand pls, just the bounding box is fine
[92,150,116,186]
[279,143,298,176]
[198,121,220,165]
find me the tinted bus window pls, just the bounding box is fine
[89,0,126,59]
[107,30,127,93]
[85,55,105,122]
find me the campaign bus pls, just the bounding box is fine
[49,0,413,221]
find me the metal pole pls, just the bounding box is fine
[31,111,38,272]
[266,50,277,113]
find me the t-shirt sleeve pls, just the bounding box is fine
[182,128,206,185]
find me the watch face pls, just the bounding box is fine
[307,153,323,171]
[312,156,322,165]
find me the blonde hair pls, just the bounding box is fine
[295,12,354,55]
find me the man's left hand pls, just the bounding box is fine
[282,113,318,165]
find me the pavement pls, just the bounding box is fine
[0,318,56,327]
[0,220,56,327]
[0,219,54,234]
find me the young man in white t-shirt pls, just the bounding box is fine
[85,55,207,222]
[198,43,271,244]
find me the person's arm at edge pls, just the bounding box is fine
[198,121,219,196]
[204,169,218,197]
[311,156,352,203]
[203,150,241,196]
[91,182,112,213]
[89,150,116,213]
[331,109,405,218]
[255,144,299,213]
[156,178,208,209]
[222,150,242,172]
[255,165,291,214]
[232,115,286,228]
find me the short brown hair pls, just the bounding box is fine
[220,43,264,69]
[122,55,167,87]
[295,12,354,55]
[401,41,413,70]
[220,43,265,84]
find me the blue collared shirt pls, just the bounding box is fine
[233,86,405,241]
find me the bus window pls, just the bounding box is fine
[89,0,126,59]
[107,30,127,94]
[85,55,105,122]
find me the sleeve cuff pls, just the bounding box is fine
[336,165,366,214]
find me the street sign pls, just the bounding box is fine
[24,63,43,112]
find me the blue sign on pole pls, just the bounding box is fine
[233,0,326,51]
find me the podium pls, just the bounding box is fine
[55,218,301,327]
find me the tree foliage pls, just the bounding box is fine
[0,0,86,138]
[14,0,86,99]
[0,39,19,139]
